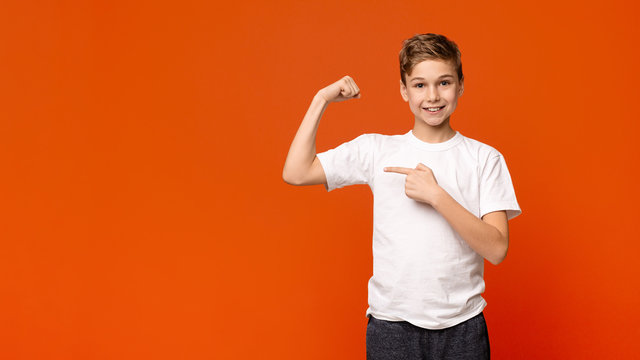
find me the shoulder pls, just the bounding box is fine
[458,133,504,162]
[354,132,405,141]
[348,132,408,148]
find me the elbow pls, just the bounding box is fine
[488,237,509,266]
[282,168,303,186]
[282,171,295,185]
[488,252,507,266]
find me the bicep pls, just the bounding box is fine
[481,210,509,242]
[299,156,328,186]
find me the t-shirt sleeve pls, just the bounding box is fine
[479,153,522,221]
[316,134,374,192]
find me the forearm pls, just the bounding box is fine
[282,93,329,184]
[432,188,508,265]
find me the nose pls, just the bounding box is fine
[427,86,440,102]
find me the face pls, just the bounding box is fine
[400,59,464,129]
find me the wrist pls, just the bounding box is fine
[430,186,449,209]
[314,91,330,106]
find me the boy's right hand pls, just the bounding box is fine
[317,76,361,103]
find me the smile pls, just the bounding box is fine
[423,106,445,113]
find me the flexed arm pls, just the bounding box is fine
[282,76,361,186]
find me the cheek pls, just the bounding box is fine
[447,89,461,102]
[410,93,422,104]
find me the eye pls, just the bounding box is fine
[415,83,424,88]
[440,80,450,86]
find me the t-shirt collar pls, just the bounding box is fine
[406,130,463,151]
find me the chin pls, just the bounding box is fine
[421,118,447,127]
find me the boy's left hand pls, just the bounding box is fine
[384,163,444,206]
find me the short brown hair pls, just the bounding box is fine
[399,33,463,86]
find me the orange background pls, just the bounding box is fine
[1,0,639,359]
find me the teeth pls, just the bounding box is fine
[427,107,442,111]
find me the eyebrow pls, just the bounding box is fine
[410,75,455,82]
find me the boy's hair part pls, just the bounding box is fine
[399,33,464,86]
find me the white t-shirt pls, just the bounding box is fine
[316,130,522,329]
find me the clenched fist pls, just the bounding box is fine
[317,76,361,103]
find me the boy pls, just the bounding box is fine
[282,33,521,360]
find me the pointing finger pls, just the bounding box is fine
[384,167,412,175]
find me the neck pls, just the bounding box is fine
[411,118,456,144]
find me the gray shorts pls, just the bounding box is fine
[366,312,490,360]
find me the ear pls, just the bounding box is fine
[400,79,409,102]
[458,80,464,96]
